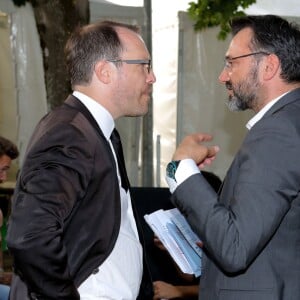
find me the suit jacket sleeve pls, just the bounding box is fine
[7,120,95,299]
[172,112,300,273]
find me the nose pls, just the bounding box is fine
[147,69,156,84]
[219,68,230,84]
[0,171,7,182]
[148,69,156,84]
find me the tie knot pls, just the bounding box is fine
[110,128,120,143]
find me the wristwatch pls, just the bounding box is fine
[166,160,181,181]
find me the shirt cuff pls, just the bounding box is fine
[165,159,200,193]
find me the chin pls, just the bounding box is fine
[126,109,148,117]
[138,102,150,116]
[137,109,149,117]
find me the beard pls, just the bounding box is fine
[225,65,260,112]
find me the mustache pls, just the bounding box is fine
[225,81,233,90]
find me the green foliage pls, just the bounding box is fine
[187,0,257,40]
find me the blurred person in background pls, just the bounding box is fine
[0,136,19,300]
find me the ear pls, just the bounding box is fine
[262,53,280,81]
[94,60,112,84]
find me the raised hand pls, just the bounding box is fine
[172,133,219,168]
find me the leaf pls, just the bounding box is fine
[187,0,257,40]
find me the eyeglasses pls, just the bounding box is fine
[224,51,270,70]
[108,59,152,73]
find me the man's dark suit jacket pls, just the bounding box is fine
[172,88,300,300]
[6,95,151,299]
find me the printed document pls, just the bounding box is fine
[144,208,202,276]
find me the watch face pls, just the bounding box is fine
[166,161,179,179]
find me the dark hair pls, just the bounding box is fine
[64,20,140,87]
[0,136,19,160]
[230,15,300,83]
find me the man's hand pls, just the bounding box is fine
[153,235,166,251]
[172,133,219,168]
[153,281,182,299]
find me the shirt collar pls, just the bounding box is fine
[73,91,114,140]
[246,91,289,130]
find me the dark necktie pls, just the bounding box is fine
[110,128,130,191]
[111,129,153,298]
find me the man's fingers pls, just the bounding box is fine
[207,145,220,157]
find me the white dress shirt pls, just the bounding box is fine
[73,91,143,300]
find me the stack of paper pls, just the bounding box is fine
[144,208,202,277]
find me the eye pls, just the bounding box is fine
[146,64,150,73]
[224,59,232,69]
[141,62,151,73]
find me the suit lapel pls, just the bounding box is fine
[64,94,105,140]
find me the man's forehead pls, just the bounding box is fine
[117,28,149,57]
[227,28,253,56]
